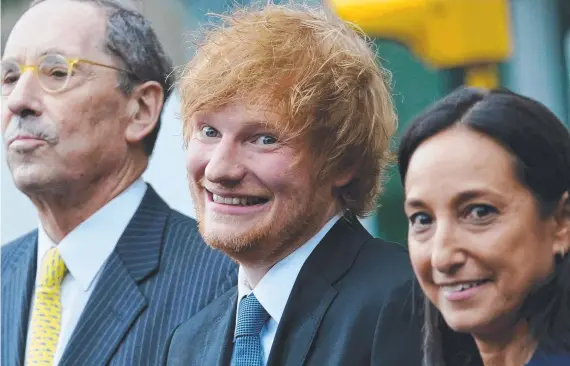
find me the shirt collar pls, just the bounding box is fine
[37,179,147,291]
[237,214,341,324]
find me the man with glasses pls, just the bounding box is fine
[0,1,236,365]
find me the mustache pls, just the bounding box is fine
[4,116,59,144]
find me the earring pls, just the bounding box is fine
[555,248,568,264]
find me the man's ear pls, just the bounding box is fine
[332,164,357,189]
[552,192,570,257]
[124,81,164,144]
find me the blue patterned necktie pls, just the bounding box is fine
[232,294,270,366]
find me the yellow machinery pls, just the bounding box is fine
[328,0,512,89]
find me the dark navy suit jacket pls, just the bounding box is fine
[1,185,238,366]
[166,218,423,366]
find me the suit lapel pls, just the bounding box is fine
[267,218,371,366]
[1,233,38,366]
[58,253,148,364]
[202,291,237,366]
[267,269,337,366]
[59,186,170,365]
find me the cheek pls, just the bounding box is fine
[44,99,93,141]
[484,219,551,270]
[56,89,123,126]
[256,169,293,192]
[1,104,11,133]
[256,161,306,194]
[408,243,435,293]
[498,233,554,289]
[185,141,208,179]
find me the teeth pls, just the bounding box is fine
[212,194,265,206]
[443,280,486,293]
[443,284,464,293]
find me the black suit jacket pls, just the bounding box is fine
[1,185,238,366]
[166,217,422,366]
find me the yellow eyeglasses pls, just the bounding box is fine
[1,53,135,95]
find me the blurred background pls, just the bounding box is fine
[2,0,569,245]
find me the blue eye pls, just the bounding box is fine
[201,126,219,138]
[253,135,277,145]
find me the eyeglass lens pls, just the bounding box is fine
[1,54,71,95]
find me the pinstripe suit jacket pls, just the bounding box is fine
[1,185,238,366]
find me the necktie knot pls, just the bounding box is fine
[38,247,67,289]
[234,294,269,339]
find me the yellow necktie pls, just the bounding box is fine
[26,247,67,365]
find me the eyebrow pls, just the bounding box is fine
[405,189,500,210]
[195,116,275,130]
[38,48,72,58]
[1,48,72,63]
[404,198,427,210]
[242,120,274,129]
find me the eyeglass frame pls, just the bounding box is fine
[1,53,138,94]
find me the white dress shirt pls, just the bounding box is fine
[26,179,147,366]
[235,214,341,365]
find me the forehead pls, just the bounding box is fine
[3,0,107,61]
[405,127,522,201]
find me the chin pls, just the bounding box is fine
[444,318,479,334]
[12,171,54,193]
[442,309,498,336]
[198,220,269,255]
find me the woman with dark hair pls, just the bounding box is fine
[398,87,570,366]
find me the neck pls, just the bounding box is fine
[241,264,275,290]
[30,156,147,243]
[475,321,538,366]
[240,206,339,288]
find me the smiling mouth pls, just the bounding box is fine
[210,192,269,207]
[441,279,491,293]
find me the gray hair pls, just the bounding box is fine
[30,0,174,156]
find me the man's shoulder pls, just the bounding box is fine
[309,219,414,295]
[328,222,413,280]
[154,206,238,296]
[151,202,200,247]
[164,208,199,233]
[168,286,236,354]
[137,184,199,236]
[2,230,37,268]
[180,285,235,325]
[161,208,233,261]
[333,236,415,301]
[358,237,412,277]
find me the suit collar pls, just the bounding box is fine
[114,184,169,281]
[237,214,341,325]
[3,231,38,274]
[2,232,38,366]
[59,184,170,364]
[307,216,372,284]
[267,217,371,366]
[202,289,237,366]
[39,178,147,292]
